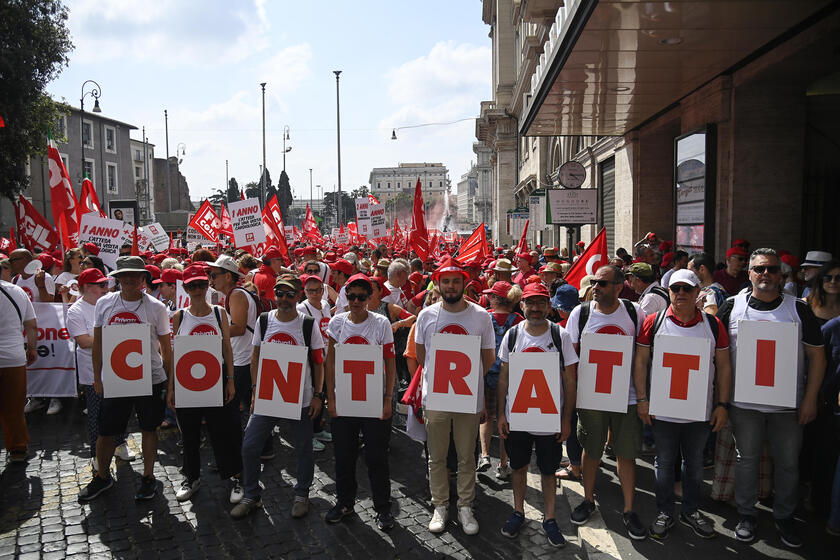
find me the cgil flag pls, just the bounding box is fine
[15,195,59,253]
[408,178,428,260]
[47,137,79,248]
[456,222,488,264]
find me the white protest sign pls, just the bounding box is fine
[508,352,563,433]
[145,222,170,252]
[649,335,712,422]
[254,342,308,419]
[355,198,370,219]
[733,320,799,408]
[25,303,77,397]
[576,333,633,413]
[284,226,295,245]
[186,220,204,251]
[369,204,387,238]
[424,333,482,413]
[173,335,223,408]
[229,198,267,248]
[101,324,152,398]
[335,344,384,418]
[78,213,124,269]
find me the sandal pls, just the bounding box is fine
[556,467,582,481]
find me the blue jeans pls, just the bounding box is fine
[730,406,803,519]
[652,420,710,515]
[241,407,313,500]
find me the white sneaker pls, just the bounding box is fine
[229,477,244,504]
[24,398,45,413]
[114,443,135,462]
[476,455,492,472]
[176,479,200,502]
[495,464,512,480]
[46,398,62,415]
[312,438,326,452]
[313,430,333,442]
[458,506,479,535]
[429,506,448,533]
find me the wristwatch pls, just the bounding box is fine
[715,402,731,410]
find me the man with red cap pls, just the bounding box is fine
[513,253,535,287]
[714,247,749,296]
[253,247,285,302]
[415,257,496,535]
[496,282,578,547]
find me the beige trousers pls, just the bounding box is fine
[424,409,481,508]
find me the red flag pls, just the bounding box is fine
[408,179,428,260]
[563,228,609,289]
[514,219,529,255]
[78,178,105,221]
[240,189,245,201]
[15,195,59,252]
[220,204,234,237]
[456,223,488,264]
[47,138,80,247]
[9,229,17,250]
[302,204,322,242]
[131,223,139,256]
[367,193,380,205]
[168,231,175,251]
[265,195,290,260]
[188,200,221,243]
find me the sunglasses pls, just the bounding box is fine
[305,287,323,294]
[185,282,208,290]
[751,265,781,274]
[274,290,298,299]
[669,284,695,293]
[592,279,621,287]
[346,293,369,302]
[823,274,840,283]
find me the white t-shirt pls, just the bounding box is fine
[638,282,669,317]
[334,284,348,313]
[298,300,332,343]
[414,301,496,407]
[383,281,408,307]
[228,287,257,367]
[566,301,644,405]
[175,307,224,336]
[66,298,97,384]
[0,280,36,367]
[14,272,56,302]
[252,312,326,406]
[498,322,579,436]
[94,292,172,384]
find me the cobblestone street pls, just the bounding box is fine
[0,400,834,559]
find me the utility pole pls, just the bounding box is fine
[225,159,229,197]
[260,82,267,206]
[165,109,171,212]
[309,168,313,210]
[333,70,343,225]
[142,126,150,223]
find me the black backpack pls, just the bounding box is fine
[649,285,670,306]
[506,322,566,371]
[577,299,638,340]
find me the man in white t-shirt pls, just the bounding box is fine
[78,256,173,502]
[496,283,578,547]
[66,268,134,468]
[628,262,669,317]
[0,278,37,463]
[564,264,647,540]
[415,257,496,536]
[383,259,416,313]
[231,276,325,521]
[633,269,731,541]
[9,249,55,302]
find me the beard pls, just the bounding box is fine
[442,292,462,305]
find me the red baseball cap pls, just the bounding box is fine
[345,272,372,291]
[77,268,109,286]
[262,246,284,262]
[293,247,305,257]
[182,264,209,285]
[145,264,162,284]
[330,259,354,277]
[299,274,323,286]
[482,281,511,298]
[302,246,317,256]
[152,253,167,264]
[369,275,391,297]
[726,246,748,259]
[82,242,100,256]
[516,252,531,260]
[522,282,550,299]
[324,251,337,263]
[160,268,183,284]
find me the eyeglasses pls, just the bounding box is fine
[750,265,781,274]
[305,287,323,294]
[185,282,208,290]
[592,279,621,287]
[274,290,298,299]
[823,274,840,284]
[669,284,695,293]
[346,293,369,302]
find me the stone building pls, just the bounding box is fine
[368,163,450,205]
[129,137,155,224]
[456,167,478,229]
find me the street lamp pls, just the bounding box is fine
[283,126,292,172]
[260,82,267,206]
[333,70,343,225]
[79,80,102,188]
[175,143,186,209]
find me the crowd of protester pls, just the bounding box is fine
[1,233,839,550]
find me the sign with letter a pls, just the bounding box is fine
[576,333,634,412]
[734,320,798,408]
[508,352,562,433]
[649,335,712,422]
[425,333,482,413]
[254,343,308,419]
[335,344,383,418]
[174,335,223,408]
[102,324,152,398]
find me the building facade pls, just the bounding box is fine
[456,167,478,229]
[129,137,155,224]
[368,162,450,204]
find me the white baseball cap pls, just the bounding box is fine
[668,268,700,288]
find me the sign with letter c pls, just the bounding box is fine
[649,334,712,422]
[733,320,798,408]
[508,352,563,433]
[334,343,383,418]
[576,333,633,413]
[254,342,308,419]
[425,333,482,413]
[174,335,223,408]
[102,324,152,398]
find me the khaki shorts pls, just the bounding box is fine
[577,405,642,460]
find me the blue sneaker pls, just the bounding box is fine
[500,511,525,538]
[543,518,566,547]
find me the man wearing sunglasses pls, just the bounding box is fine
[716,248,826,548]
[713,246,749,296]
[565,265,647,540]
[633,269,732,540]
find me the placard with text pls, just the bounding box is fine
[174,335,223,408]
[576,333,633,413]
[734,320,798,408]
[425,333,482,413]
[229,198,267,248]
[334,344,384,418]
[649,335,712,422]
[254,342,308,419]
[508,352,563,433]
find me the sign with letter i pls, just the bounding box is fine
[734,320,798,408]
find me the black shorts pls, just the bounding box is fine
[98,382,166,435]
[503,431,562,475]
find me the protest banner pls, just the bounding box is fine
[576,333,634,413]
[228,198,267,248]
[369,204,387,239]
[734,320,799,408]
[424,333,482,413]
[507,352,563,433]
[355,198,371,237]
[649,335,712,422]
[101,323,152,398]
[174,335,223,408]
[78,213,124,269]
[145,222,170,252]
[25,303,76,397]
[334,344,384,418]
[284,226,295,246]
[254,342,308,419]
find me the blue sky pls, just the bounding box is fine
[49,0,491,204]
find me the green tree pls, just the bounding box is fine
[226,177,240,202]
[208,188,226,208]
[260,167,276,204]
[276,170,293,223]
[323,191,355,227]
[0,0,73,199]
[384,191,413,218]
[244,181,260,200]
[351,184,369,199]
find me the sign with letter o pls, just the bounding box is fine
[649,335,712,422]
[102,324,152,398]
[174,335,223,408]
[254,342,308,419]
[425,333,482,413]
[733,320,798,408]
[576,333,633,413]
[508,352,563,433]
[335,343,383,418]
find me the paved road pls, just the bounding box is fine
[0,400,834,559]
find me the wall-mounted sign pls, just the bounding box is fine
[547,189,598,225]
